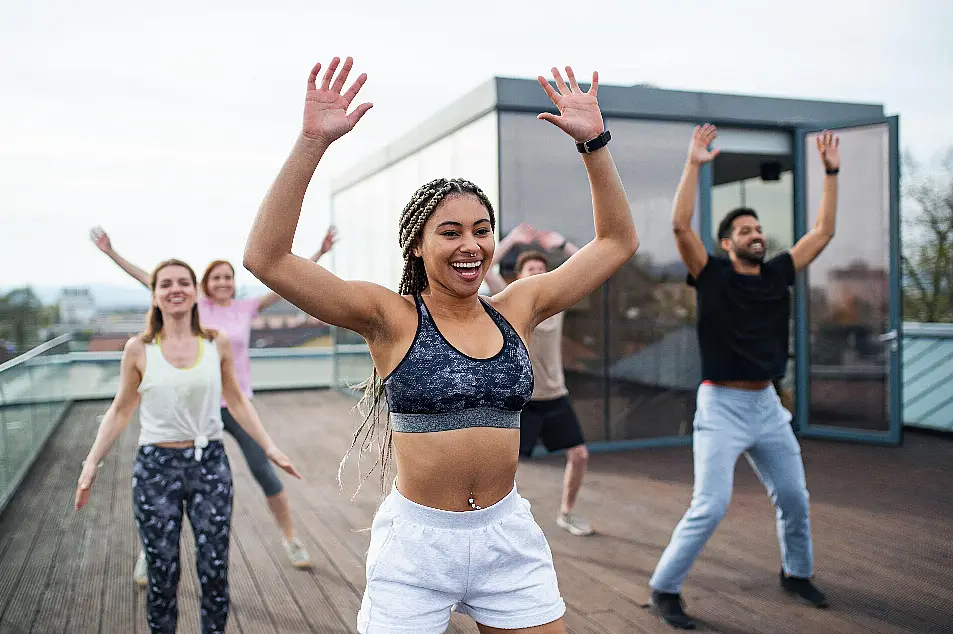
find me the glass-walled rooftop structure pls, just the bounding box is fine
[330,77,901,449]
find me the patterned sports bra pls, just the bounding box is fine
[383,294,535,433]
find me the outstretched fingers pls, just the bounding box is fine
[321,56,341,91]
[347,102,374,127]
[551,67,571,94]
[331,56,354,94]
[537,75,561,106]
[307,61,322,91]
[342,72,368,106]
[565,66,580,92]
[588,70,599,96]
[698,123,718,145]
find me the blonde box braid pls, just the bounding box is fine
[338,178,497,498]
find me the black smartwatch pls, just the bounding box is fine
[825,167,840,175]
[577,130,611,154]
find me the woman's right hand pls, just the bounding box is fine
[89,226,112,253]
[302,56,373,145]
[74,460,99,510]
[266,445,302,479]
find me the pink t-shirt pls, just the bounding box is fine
[198,297,259,405]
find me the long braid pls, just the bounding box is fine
[339,178,497,499]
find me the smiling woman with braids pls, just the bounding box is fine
[244,56,639,634]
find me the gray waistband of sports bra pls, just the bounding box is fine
[391,407,521,433]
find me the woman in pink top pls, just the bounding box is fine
[90,225,336,581]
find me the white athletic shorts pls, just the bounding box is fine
[357,482,566,633]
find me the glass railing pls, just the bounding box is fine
[0,334,370,512]
[65,344,370,399]
[0,334,73,511]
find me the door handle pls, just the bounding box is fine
[877,330,899,352]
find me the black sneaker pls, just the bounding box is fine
[780,570,829,608]
[649,591,697,629]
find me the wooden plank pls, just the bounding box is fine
[218,486,274,634]
[99,410,139,634]
[2,393,953,634]
[56,404,115,634]
[5,401,102,633]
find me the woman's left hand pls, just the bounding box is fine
[267,446,302,479]
[536,66,604,144]
[75,460,99,510]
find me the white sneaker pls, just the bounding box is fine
[557,512,594,536]
[284,538,313,569]
[134,550,148,587]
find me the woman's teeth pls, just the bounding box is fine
[451,261,482,269]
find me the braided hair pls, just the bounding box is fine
[338,178,497,498]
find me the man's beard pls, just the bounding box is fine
[736,242,766,264]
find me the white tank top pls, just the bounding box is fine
[137,336,224,460]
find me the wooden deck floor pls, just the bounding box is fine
[1,390,951,634]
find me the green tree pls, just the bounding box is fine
[901,149,953,323]
[0,287,46,349]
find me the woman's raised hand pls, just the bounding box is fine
[302,57,373,145]
[536,66,604,144]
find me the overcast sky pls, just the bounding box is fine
[2,0,951,291]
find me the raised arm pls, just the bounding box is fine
[498,66,639,324]
[89,226,151,289]
[217,332,300,478]
[75,337,144,510]
[672,125,719,279]
[256,225,338,312]
[484,223,536,295]
[243,57,406,342]
[790,131,840,271]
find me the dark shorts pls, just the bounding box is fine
[519,396,586,458]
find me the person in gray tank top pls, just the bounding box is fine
[486,224,594,537]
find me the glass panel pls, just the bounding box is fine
[499,114,701,442]
[330,112,499,389]
[804,124,890,431]
[0,336,72,510]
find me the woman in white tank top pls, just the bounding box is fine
[74,258,299,634]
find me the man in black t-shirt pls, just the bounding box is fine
[648,124,842,629]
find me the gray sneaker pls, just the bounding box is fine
[284,538,313,569]
[557,511,594,536]
[134,550,148,587]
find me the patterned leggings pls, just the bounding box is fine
[133,441,234,634]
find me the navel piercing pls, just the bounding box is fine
[468,492,482,510]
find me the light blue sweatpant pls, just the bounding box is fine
[649,383,814,594]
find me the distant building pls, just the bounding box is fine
[251,298,324,330]
[58,288,96,326]
[85,298,329,352]
[826,262,889,327]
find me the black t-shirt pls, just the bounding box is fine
[687,252,796,381]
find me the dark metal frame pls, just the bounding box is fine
[792,116,902,445]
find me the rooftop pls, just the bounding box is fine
[0,390,950,633]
